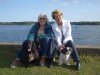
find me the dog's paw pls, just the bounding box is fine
[58,61,63,66]
[58,63,62,66]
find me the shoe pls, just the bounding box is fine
[40,57,45,67]
[10,58,20,68]
[40,63,45,66]
[10,64,17,68]
[76,61,81,70]
[48,58,53,68]
[49,64,53,68]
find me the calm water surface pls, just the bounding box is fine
[0,25,100,45]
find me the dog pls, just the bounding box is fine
[20,40,39,67]
[58,47,72,66]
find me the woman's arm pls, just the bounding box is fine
[63,21,72,44]
[27,23,39,41]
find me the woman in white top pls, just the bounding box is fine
[51,9,80,70]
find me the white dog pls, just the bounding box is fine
[58,47,72,66]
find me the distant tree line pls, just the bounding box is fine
[0,21,100,25]
[71,21,100,25]
[0,21,35,25]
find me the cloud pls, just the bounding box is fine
[51,0,81,5]
[62,0,81,5]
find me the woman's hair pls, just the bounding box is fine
[38,14,49,23]
[51,9,63,19]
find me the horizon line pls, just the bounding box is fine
[0,21,100,22]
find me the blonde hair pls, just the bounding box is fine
[38,14,49,23]
[52,9,63,19]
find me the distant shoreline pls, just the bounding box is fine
[0,21,100,25]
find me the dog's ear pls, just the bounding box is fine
[61,48,68,54]
[61,47,73,54]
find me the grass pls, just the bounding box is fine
[0,45,100,75]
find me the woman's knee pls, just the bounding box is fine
[65,40,74,47]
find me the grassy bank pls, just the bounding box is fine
[0,45,100,75]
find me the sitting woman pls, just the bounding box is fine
[10,14,53,68]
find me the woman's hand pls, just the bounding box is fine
[60,44,65,51]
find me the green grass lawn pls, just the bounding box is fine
[0,45,100,75]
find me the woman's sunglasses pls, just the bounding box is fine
[40,17,46,20]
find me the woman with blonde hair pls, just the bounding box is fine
[51,9,80,70]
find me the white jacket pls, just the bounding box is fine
[51,19,73,46]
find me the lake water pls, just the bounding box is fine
[0,25,100,45]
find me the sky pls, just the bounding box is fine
[0,0,100,22]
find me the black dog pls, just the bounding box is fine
[19,40,39,67]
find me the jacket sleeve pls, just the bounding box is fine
[45,24,55,38]
[27,24,38,41]
[63,21,73,44]
[51,23,62,46]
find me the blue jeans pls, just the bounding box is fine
[48,39,80,62]
[38,37,51,57]
[16,37,51,59]
[46,38,59,58]
[65,40,80,62]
